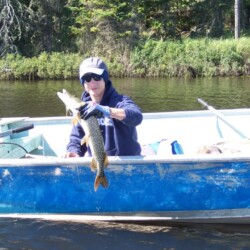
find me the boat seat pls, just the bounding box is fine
[0,134,42,159]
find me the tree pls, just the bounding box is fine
[1,0,250,58]
[235,0,240,38]
[1,0,76,57]
[0,0,23,56]
[15,0,76,56]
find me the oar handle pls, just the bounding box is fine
[197,98,208,108]
[12,124,34,134]
[197,98,247,139]
[198,98,224,119]
[0,124,34,138]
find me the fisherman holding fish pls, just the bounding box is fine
[64,57,143,158]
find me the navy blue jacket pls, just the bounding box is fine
[66,80,143,156]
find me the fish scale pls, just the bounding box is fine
[80,115,109,190]
[57,89,109,191]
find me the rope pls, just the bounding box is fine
[0,142,28,154]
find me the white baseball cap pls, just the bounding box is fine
[79,57,108,80]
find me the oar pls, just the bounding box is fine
[0,124,34,138]
[197,98,247,139]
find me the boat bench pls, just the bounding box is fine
[0,118,43,159]
[0,134,43,159]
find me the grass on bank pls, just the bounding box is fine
[0,37,250,80]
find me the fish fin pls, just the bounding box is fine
[104,154,109,168]
[66,108,70,116]
[94,175,108,191]
[90,158,97,171]
[72,117,78,126]
[76,113,81,120]
[81,135,90,146]
[81,136,86,146]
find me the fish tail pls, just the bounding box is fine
[94,175,108,191]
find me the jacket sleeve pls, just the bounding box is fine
[116,96,143,127]
[66,123,87,156]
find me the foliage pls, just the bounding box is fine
[0,52,83,80]
[131,37,250,77]
[0,0,250,79]
[1,0,250,58]
[0,37,250,80]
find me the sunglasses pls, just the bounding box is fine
[82,74,102,83]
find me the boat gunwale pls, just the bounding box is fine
[1,154,250,167]
[3,107,249,124]
[25,108,250,119]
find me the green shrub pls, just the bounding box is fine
[0,37,250,80]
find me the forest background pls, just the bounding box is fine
[0,0,250,80]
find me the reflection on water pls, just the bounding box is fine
[0,218,250,250]
[0,77,250,117]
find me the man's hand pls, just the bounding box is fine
[78,102,110,120]
[63,152,79,158]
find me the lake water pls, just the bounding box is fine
[0,77,250,117]
[0,77,250,249]
[1,218,250,250]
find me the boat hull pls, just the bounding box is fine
[1,109,250,223]
[0,156,250,223]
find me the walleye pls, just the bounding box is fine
[57,89,109,191]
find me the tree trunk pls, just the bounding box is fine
[235,0,240,39]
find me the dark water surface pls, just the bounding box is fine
[0,77,250,249]
[0,77,250,117]
[1,218,250,250]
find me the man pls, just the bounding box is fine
[65,57,143,157]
